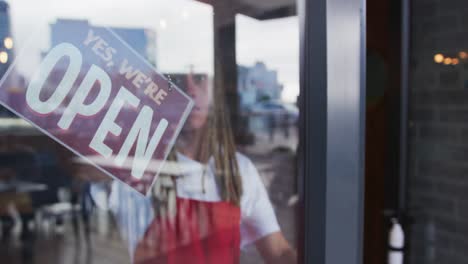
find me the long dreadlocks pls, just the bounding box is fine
[150,74,243,218]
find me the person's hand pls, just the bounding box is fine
[255,231,297,264]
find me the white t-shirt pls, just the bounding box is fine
[91,152,280,256]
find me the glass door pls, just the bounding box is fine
[0,0,302,263]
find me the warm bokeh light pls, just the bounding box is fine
[459,51,468,59]
[452,58,460,65]
[434,54,444,63]
[0,51,8,64]
[3,37,12,50]
[443,57,452,65]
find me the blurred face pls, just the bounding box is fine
[184,74,210,132]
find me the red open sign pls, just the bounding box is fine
[0,25,194,195]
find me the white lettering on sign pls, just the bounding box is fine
[84,29,117,63]
[26,43,82,114]
[90,87,138,158]
[115,106,168,179]
[120,59,168,105]
[58,65,111,129]
[26,42,169,180]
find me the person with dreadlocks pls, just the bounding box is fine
[89,72,296,264]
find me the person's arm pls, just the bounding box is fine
[255,231,297,264]
[237,154,297,263]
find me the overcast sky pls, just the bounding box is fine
[7,0,299,102]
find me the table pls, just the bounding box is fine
[0,180,48,193]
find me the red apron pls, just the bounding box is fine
[134,198,241,264]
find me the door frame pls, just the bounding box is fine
[299,0,367,263]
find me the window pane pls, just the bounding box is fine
[0,0,300,263]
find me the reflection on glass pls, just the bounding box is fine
[0,0,299,263]
[3,37,12,50]
[0,51,7,64]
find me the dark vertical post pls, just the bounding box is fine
[399,0,410,215]
[299,0,366,263]
[298,0,328,261]
[213,2,241,140]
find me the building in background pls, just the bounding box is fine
[49,19,157,67]
[237,62,298,136]
[237,62,283,108]
[237,65,255,107]
[0,0,18,117]
[0,0,13,78]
